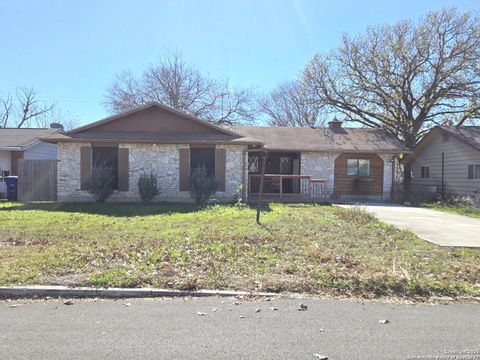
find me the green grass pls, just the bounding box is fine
[422,203,480,219]
[1,202,479,299]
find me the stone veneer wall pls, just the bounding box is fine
[300,152,397,201]
[57,142,247,202]
[300,152,337,198]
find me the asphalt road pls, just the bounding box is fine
[1,297,479,360]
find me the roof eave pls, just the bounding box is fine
[0,146,22,151]
[250,147,409,154]
[40,137,262,146]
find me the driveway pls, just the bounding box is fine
[337,204,480,247]
[2,297,480,360]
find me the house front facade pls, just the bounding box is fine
[43,103,408,203]
[405,126,480,198]
[0,127,60,195]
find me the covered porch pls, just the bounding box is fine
[246,150,327,203]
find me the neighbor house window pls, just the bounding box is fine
[92,146,119,189]
[190,147,215,177]
[347,159,370,176]
[0,170,10,182]
[468,164,480,179]
[421,166,430,178]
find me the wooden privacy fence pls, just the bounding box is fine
[18,159,57,201]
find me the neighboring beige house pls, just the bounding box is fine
[405,126,480,197]
[0,127,61,195]
[42,102,408,203]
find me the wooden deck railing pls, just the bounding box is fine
[248,174,327,203]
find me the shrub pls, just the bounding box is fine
[137,172,160,202]
[434,193,480,208]
[232,183,247,208]
[85,166,115,203]
[189,164,218,205]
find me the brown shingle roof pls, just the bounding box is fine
[40,102,407,153]
[228,125,409,153]
[0,128,61,149]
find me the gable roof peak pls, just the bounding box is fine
[69,102,241,137]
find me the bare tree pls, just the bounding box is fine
[259,80,325,127]
[303,8,480,148]
[15,87,55,128]
[0,95,13,128]
[0,87,55,128]
[104,53,257,125]
[34,107,80,131]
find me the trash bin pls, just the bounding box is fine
[5,176,18,201]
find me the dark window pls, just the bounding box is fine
[280,156,293,174]
[190,148,215,177]
[92,147,119,189]
[468,164,480,179]
[421,166,430,179]
[347,159,370,176]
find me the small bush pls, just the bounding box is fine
[85,166,115,203]
[336,205,376,226]
[434,193,480,209]
[189,165,218,205]
[137,172,160,202]
[232,183,247,208]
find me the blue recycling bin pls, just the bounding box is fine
[5,176,18,201]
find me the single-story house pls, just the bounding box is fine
[42,102,409,203]
[404,126,480,197]
[0,126,61,195]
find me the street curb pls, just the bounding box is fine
[0,286,277,299]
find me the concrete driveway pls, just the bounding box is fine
[337,204,480,247]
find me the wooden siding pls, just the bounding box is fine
[215,148,226,191]
[23,142,57,160]
[80,146,92,190]
[118,148,129,191]
[334,153,384,196]
[179,148,190,191]
[410,130,480,195]
[89,106,224,134]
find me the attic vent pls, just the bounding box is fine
[442,133,450,143]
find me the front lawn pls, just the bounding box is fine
[422,203,480,219]
[0,202,479,299]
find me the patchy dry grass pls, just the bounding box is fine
[0,202,479,299]
[422,203,480,219]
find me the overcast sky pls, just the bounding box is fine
[1,0,478,125]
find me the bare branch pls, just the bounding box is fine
[104,52,257,124]
[0,94,13,128]
[259,80,326,127]
[16,87,55,128]
[303,7,480,147]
